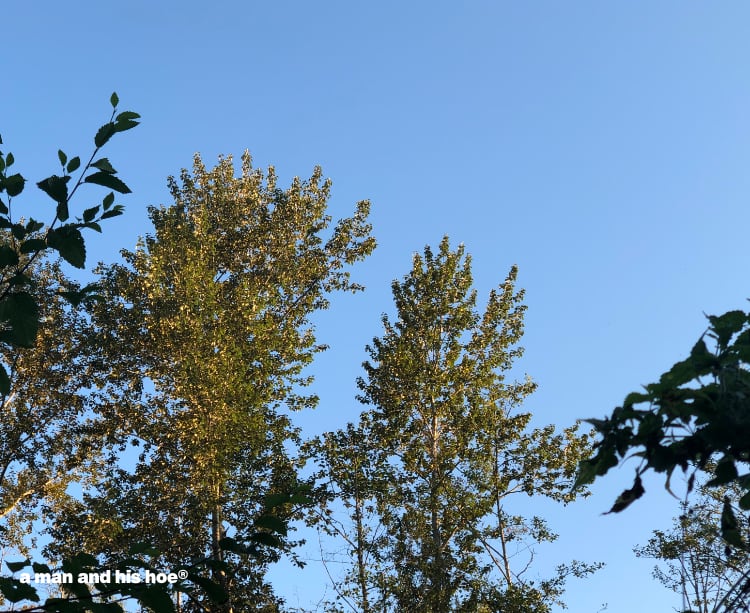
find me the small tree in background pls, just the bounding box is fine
[634,482,750,613]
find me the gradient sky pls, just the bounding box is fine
[4,2,750,611]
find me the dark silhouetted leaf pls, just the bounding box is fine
[115,111,140,122]
[24,219,44,232]
[604,474,645,514]
[708,310,748,348]
[101,206,124,219]
[19,238,47,254]
[5,560,28,573]
[114,119,139,133]
[36,174,70,205]
[83,205,100,222]
[132,585,174,612]
[0,364,9,395]
[187,573,228,603]
[66,156,81,173]
[47,226,86,268]
[0,245,19,267]
[0,577,38,603]
[0,292,39,347]
[92,158,116,173]
[4,173,25,197]
[95,122,116,148]
[253,515,287,536]
[85,171,131,194]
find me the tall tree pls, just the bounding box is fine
[309,237,598,613]
[46,153,375,612]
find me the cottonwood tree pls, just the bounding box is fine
[46,153,375,612]
[308,238,598,613]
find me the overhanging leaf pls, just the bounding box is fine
[95,122,116,148]
[603,473,645,514]
[0,245,19,267]
[91,158,116,174]
[5,560,28,573]
[84,171,131,194]
[186,573,228,604]
[47,225,86,268]
[4,173,25,197]
[0,364,9,396]
[0,292,39,347]
[253,515,287,536]
[0,577,38,603]
[36,174,70,205]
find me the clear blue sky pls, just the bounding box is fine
[4,2,750,611]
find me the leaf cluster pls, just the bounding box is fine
[0,93,136,395]
[576,309,750,546]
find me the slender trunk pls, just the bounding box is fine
[211,485,233,613]
[430,403,447,613]
[354,493,371,613]
[496,503,513,586]
[493,443,512,586]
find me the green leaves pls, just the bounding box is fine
[91,157,116,173]
[708,310,748,348]
[94,100,140,148]
[0,577,39,603]
[84,171,131,194]
[0,291,39,347]
[0,245,19,267]
[2,174,25,197]
[47,226,86,268]
[0,549,230,613]
[580,307,750,547]
[603,473,645,514]
[61,152,374,608]
[94,122,117,148]
[721,496,744,548]
[37,174,71,220]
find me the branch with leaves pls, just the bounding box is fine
[0,92,137,394]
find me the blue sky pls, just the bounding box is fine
[4,2,750,611]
